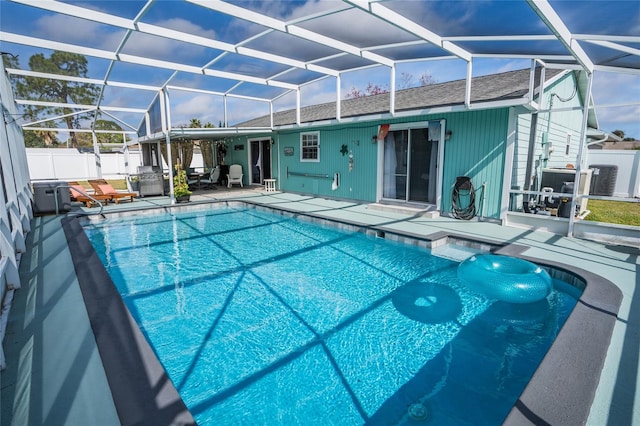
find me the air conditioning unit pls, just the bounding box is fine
[540,168,592,214]
[589,164,618,196]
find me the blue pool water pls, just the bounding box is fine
[83,205,580,425]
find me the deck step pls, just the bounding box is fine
[367,203,440,218]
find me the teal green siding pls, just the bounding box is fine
[225,72,584,221]
[238,110,513,219]
[262,109,511,219]
[512,72,586,211]
[537,73,584,169]
[441,109,510,219]
[275,125,380,201]
[220,136,250,185]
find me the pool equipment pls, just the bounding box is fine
[457,254,552,304]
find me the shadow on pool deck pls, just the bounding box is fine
[1,191,638,425]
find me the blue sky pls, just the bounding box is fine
[1,0,638,138]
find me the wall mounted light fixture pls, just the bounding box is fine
[445,130,453,140]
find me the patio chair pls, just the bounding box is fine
[88,179,136,204]
[187,171,201,190]
[199,166,220,189]
[68,181,111,207]
[227,164,243,188]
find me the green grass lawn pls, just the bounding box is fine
[584,199,640,226]
[107,179,128,190]
[77,179,128,191]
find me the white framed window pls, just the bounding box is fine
[300,132,320,162]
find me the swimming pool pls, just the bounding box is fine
[82,205,581,425]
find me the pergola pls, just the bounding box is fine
[1,0,639,210]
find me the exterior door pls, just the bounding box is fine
[382,123,440,204]
[249,139,272,184]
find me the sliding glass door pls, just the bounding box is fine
[382,122,440,204]
[249,138,272,184]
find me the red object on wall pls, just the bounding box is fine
[378,124,390,141]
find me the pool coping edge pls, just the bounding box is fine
[62,215,196,426]
[75,199,623,425]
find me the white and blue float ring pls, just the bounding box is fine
[457,254,552,304]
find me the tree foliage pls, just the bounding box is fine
[14,51,102,148]
[345,71,437,99]
[2,52,19,70]
[95,119,127,145]
[185,118,215,128]
[74,120,127,149]
[611,129,637,142]
[23,129,61,148]
[345,82,389,99]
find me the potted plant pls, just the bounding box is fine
[173,163,192,203]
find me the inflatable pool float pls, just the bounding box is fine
[457,254,552,304]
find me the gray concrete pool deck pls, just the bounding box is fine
[1,187,638,425]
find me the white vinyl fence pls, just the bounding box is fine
[26,148,204,181]
[587,149,640,198]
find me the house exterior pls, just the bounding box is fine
[217,67,595,221]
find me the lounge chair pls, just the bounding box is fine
[227,164,243,188]
[68,181,111,207]
[88,179,136,204]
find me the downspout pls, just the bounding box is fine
[567,71,593,237]
[523,61,543,208]
[586,133,609,147]
[584,132,609,169]
[523,113,539,206]
[541,95,554,170]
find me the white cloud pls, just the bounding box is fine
[593,72,640,105]
[156,18,218,40]
[301,78,336,105]
[102,86,155,109]
[120,17,220,63]
[170,93,224,126]
[34,13,123,51]
[592,72,640,136]
[34,13,219,64]
[253,0,341,22]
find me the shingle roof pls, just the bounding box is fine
[237,67,564,128]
